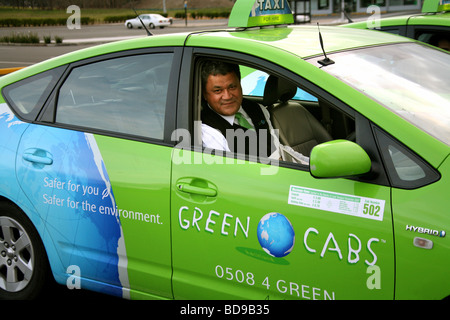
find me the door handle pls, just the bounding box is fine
[22,149,53,166]
[177,182,217,197]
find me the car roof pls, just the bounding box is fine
[407,11,450,25]
[185,25,411,58]
[343,11,450,29]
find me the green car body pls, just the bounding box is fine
[0,0,449,301]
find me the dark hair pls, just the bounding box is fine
[201,60,241,90]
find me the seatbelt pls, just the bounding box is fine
[320,102,333,136]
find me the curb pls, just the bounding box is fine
[0,67,24,76]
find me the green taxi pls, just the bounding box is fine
[343,0,450,50]
[0,0,448,301]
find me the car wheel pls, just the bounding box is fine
[127,22,133,29]
[0,202,50,300]
[149,23,155,29]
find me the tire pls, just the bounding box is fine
[0,202,50,300]
[126,22,133,29]
[149,23,155,29]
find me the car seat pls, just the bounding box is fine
[263,75,332,156]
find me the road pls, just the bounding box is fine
[0,19,228,69]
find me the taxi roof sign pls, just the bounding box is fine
[228,0,294,28]
[422,0,450,13]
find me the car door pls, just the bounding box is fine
[15,48,181,299]
[170,50,395,300]
[372,126,447,299]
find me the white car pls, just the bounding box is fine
[125,14,171,29]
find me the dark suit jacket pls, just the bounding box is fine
[201,98,275,157]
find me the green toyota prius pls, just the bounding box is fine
[343,0,450,50]
[0,0,449,301]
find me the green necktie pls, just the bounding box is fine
[235,112,254,130]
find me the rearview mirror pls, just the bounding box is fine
[310,140,371,178]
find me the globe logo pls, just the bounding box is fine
[257,212,295,258]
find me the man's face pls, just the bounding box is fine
[203,71,243,116]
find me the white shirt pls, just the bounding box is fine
[201,104,281,159]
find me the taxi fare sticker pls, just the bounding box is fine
[288,185,385,221]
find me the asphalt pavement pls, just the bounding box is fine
[0,19,230,69]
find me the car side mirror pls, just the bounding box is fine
[310,140,371,178]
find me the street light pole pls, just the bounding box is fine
[184,1,188,26]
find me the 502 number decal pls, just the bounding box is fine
[363,203,380,217]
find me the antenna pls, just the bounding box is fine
[317,23,334,67]
[133,8,153,36]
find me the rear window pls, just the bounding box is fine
[2,66,65,121]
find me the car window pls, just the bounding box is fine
[415,29,450,50]
[374,126,440,189]
[2,66,65,121]
[196,58,355,167]
[56,53,173,140]
[241,66,318,102]
[379,26,402,35]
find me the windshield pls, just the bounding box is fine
[308,43,450,146]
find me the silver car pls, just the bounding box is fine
[125,14,171,29]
